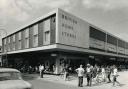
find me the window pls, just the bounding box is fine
[8,37,10,44]
[18,40,22,49]
[12,35,15,42]
[18,32,22,49]
[107,34,117,45]
[7,37,11,51]
[33,24,38,47]
[25,38,29,48]
[125,42,128,49]
[24,28,29,38]
[118,39,125,48]
[44,19,50,44]
[24,29,29,48]
[18,32,21,40]
[3,39,7,52]
[44,19,50,31]
[12,35,15,50]
[33,35,38,47]
[90,26,106,42]
[45,31,50,42]
[3,39,6,45]
[33,24,38,35]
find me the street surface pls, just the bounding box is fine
[22,71,128,89]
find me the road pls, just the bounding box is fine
[28,79,76,89]
[22,72,128,89]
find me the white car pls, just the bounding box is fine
[0,68,32,89]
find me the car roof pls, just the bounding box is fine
[0,68,20,73]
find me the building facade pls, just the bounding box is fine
[2,8,128,74]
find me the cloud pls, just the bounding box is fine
[27,0,70,9]
[0,0,71,23]
[0,0,30,23]
[82,0,128,10]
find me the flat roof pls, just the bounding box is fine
[3,8,128,43]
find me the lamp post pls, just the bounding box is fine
[0,29,7,67]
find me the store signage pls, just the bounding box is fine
[57,9,89,48]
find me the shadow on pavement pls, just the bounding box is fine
[22,73,39,81]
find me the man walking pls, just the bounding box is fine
[39,64,45,78]
[112,65,121,86]
[106,66,112,83]
[86,64,93,86]
[76,65,85,87]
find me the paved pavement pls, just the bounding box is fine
[23,71,128,89]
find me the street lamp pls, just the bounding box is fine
[0,29,7,67]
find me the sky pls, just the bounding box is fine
[0,0,128,43]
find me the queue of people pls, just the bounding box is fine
[75,64,121,87]
[18,62,121,87]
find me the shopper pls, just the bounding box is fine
[39,64,45,78]
[101,65,106,82]
[63,65,69,81]
[76,65,85,87]
[86,64,93,86]
[112,65,121,86]
[106,66,112,83]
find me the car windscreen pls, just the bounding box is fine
[0,72,21,81]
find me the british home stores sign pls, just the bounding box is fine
[57,9,89,49]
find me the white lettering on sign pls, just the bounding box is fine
[57,9,89,48]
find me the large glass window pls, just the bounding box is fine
[107,34,117,45]
[118,39,125,48]
[90,26,106,42]
[125,42,128,49]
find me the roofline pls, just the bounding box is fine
[2,8,58,39]
[3,8,128,43]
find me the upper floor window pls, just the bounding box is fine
[12,35,15,42]
[33,24,38,35]
[18,32,22,49]
[24,28,29,38]
[8,37,11,43]
[3,39,6,45]
[90,26,106,42]
[44,19,50,32]
[25,38,29,48]
[18,32,22,40]
[44,31,50,42]
[33,24,38,47]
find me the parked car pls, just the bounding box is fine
[0,68,32,89]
